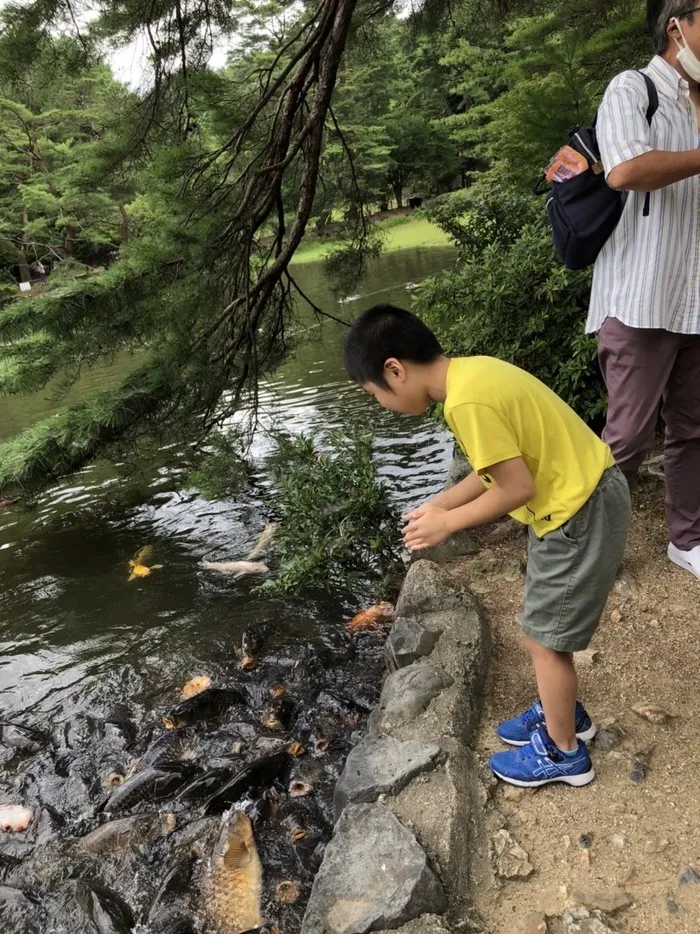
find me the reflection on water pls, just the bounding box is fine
[0,244,456,718]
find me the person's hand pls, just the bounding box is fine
[402,506,453,551]
[402,504,431,523]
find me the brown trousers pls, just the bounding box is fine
[598,317,700,551]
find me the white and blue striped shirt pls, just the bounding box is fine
[587,55,700,335]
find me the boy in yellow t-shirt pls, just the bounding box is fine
[343,305,631,788]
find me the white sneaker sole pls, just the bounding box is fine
[668,545,700,580]
[500,721,598,748]
[492,766,596,788]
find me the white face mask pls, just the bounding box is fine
[672,17,700,82]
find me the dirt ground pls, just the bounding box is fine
[448,474,700,934]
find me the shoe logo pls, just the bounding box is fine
[533,758,561,778]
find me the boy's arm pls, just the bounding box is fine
[403,458,533,551]
[405,470,486,517]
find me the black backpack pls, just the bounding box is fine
[538,71,659,271]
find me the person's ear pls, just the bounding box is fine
[668,16,682,45]
[383,358,406,383]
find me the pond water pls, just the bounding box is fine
[0,243,457,932]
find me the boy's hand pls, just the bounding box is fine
[402,507,453,551]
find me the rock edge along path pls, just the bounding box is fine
[301,556,492,934]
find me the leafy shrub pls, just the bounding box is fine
[416,210,604,423]
[262,427,401,594]
[420,183,538,257]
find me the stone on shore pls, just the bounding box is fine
[368,661,454,734]
[384,617,442,671]
[491,829,534,880]
[562,907,616,934]
[412,530,478,566]
[301,803,446,934]
[333,734,442,819]
[445,448,471,488]
[570,887,633,914]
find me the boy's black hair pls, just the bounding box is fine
[343,304,443,389]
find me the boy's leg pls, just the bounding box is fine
[494,468,630,764]
[522,636,577,751]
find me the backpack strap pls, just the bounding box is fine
[637,70,659,126]
[636,70,659,217]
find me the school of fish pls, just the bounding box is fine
[0,535,392,934]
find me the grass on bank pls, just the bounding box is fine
[292,215,451,264]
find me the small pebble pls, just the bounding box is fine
[577,832,593,849]
[594,727,623,752]
[612,833,628,848]
[667,899,679,915]
[678,866,700,887]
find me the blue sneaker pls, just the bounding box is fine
[497,700,597,747]
[491,725,595,788]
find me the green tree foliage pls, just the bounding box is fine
[0,40,133,279]
[414,0,654,423]
[0,0,659,500]
[417,208,602,423]
[262,428,401,593]
[439,0,650,187]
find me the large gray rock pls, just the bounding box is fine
[413,530,477,566]
[301,804,446,934]
[333,734,443,819]
[445,447,472,488]
[368,662,454,734]
[384,617,441,671]
[397,560,472,617]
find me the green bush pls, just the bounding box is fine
[416,210,604,424]
[420,183,538,257]
[262,427,401,594]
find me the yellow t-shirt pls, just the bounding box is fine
[444,357,615,538]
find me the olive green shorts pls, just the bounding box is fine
[521,466,632,653]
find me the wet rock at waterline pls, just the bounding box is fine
[301,803,446,934]
[384,617,441,671]
[445,448,472,489]
[333,734,443,819]
[368,662,454,733]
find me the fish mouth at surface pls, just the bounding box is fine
[289,780,313,798]
[275,880,300,904]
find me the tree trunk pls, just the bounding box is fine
[119,204,129,243]
[64,226,76,256]
[18,208,31,282]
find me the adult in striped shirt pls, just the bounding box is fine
[588,0,700,580]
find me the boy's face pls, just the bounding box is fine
[362,359,430,416]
